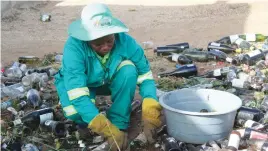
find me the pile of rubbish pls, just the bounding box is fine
[140,33,268,151]
[1,33,268,151]
[0,53,126,151]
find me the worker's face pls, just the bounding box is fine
[89,34,115,56]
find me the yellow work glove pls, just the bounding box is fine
[141,98,162,144]
[88,114,128,151]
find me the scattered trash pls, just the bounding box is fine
[18,56,40,65]
[54,54,63,64]
[43,120,66,137]
[26,89,41,108]
[21,143,39,151]
[158,64,197,78]
[40,14,51,22]
[153,33,268,151]
[142,41,154,50]
[1,34,268,150]
[155,42,189,56]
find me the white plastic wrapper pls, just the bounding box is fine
[21,143,39,151]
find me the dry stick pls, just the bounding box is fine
[105,119,121,151]
[93,100,141,151]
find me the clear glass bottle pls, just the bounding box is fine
[26,89,41,108]
[142,41,154,50]
[55,54,63,64]
[4,62,23,78]
[2,83,28,99]
[226,70,237,82]
[22,72,48,87]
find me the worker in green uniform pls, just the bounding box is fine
[54,3,162,150]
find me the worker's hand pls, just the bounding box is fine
[88,114,128,151]
[141,98,162,144]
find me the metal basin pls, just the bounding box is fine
[159,88,242,144]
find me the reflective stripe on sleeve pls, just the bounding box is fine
[91,99,96,104]
[137,71,154,84]
[67,87,90,101]
[63,105,78,116]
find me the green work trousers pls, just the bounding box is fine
[55,63,137,130]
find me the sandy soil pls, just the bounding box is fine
[1,0,268,149]
[2,0,268,67]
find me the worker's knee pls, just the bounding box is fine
[116,60,137,78]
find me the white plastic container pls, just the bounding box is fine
[159,88,242,144]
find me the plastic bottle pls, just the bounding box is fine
[22,72,48,87]
[226,70,237,82]
[55,54,63,63]
[231,78,251,89]
[2,83,27,99]
[40,14,51,22]
[142,41,154,50]
[4,62,23,78]
[39,73,49,88]
[22,75,33,87]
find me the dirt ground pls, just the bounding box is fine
[2,0,268,67]
[1,0,268,150]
